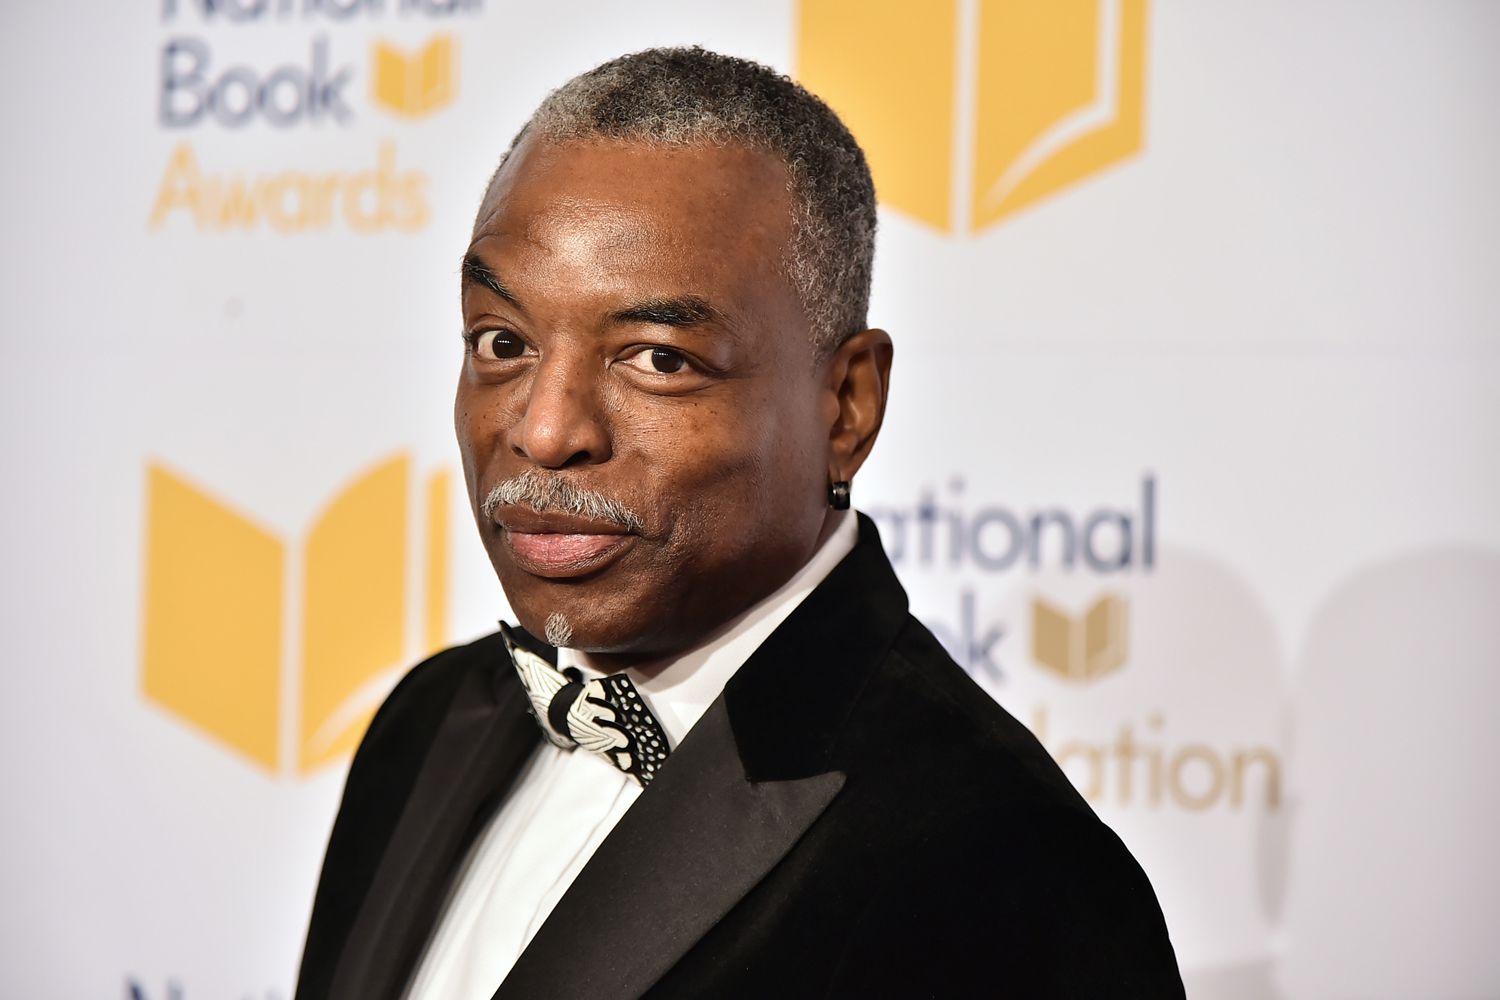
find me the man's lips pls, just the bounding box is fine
[506,531,634,576]
[491,508,637,579]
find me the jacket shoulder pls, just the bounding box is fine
[295,631,507,1000]
[827,616,1184,996]
[354,630,507,763]
[314,629,508,892]
[875,615,1153,865]
[860,614,1095,814]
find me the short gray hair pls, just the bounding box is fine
[493,46,877,357]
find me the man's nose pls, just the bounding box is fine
[505,354,613,469]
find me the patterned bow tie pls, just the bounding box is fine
[500,625,671,786]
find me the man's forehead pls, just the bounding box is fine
[462,136,802,330]
[471,202,654,282]
[473,134,793,243]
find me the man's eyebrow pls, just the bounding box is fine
[611,296,723,329]
[461,252,520,307]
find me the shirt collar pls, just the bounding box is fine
[556,511,859,746]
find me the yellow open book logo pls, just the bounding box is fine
[371,35,457,118]
[140,454,452,775]
[1031,593,1128,683]
[796,0,1147,232]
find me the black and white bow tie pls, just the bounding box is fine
[501,625,671,786]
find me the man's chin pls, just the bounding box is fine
[505,596,664,659]
[493,552,640,647]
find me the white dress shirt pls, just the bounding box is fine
[402,511,858,1000]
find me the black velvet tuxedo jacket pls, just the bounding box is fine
[296,516,1184,999]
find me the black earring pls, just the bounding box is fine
[828,480,851,510]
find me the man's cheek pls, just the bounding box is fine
[675,452,769,515]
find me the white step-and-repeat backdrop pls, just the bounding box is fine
[2,2,1497,997]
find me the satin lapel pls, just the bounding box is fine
[330,661,540,1000]
[727,513,910,782]
[495,697,846,1000]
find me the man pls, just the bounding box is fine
[297,47,1183,999]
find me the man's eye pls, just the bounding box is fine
[648,348,686,373]
[474,330,527,360]
[621,346,689,375]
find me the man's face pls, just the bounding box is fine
[457,136,837,660]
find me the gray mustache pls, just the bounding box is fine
[481,470,645,533]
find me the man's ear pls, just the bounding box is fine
[822,328,894,483]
